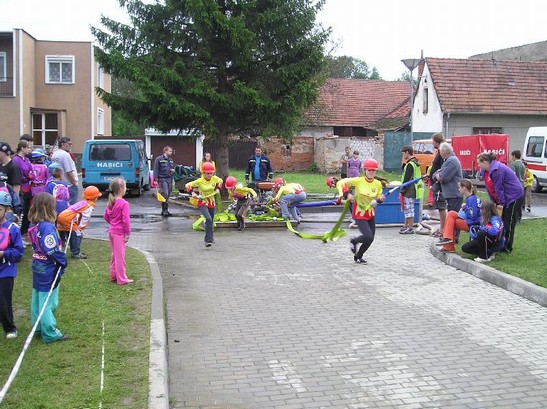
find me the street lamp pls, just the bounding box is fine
[401,58,422,141]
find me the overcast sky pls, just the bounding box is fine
[2,0,545,80]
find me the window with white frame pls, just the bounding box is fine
[45,55,75,84]
[97,65,104,88]
[32,112,59,146]
[0,52,6,81]
[97,108,104,135]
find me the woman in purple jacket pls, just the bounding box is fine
[103,178,133,285]
[477,153,524,254]
[12,140,34,234]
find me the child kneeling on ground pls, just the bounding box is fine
[461,199,504,263]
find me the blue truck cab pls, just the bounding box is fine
[81,139,150,196]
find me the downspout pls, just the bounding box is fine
[18,29,23,135]
[90,45,95,139]
[445,112,451,136]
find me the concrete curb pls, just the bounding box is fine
[431,244,547,307]
[141,250,169,409]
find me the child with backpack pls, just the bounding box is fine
[45,163,70,216]
[0,179,22,224]
[27,192,69,343]
[56,186,101,259]
[30,149,50,197]
[0,191,24,339]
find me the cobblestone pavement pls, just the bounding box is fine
[87,195,547,409]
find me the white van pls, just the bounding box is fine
[523,127,547,192]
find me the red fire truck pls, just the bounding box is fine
[451,134,509,177]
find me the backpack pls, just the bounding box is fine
[0,181,22,215]
[30,164,50,196]
[51,182,70,202]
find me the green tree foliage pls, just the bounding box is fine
[92,0,330,177]
[327,55,381,80]
[111,77,145,136]
[112,112,144,137]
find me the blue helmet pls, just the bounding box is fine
[31,148,48,161]
[48,162,63,173]
[0,191,12,207]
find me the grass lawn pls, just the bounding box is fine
[0,240,151,408]
[455,218,547,288]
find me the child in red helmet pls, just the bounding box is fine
[57,186,101,259]
[225,176,257,231]
[272,179,307,223]
[337,159,385,264]
[185,164,223,247]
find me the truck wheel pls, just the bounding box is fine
[532,176,542,193]
[132,184,143,197]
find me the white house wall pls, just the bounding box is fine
[298,126,334,138]
[445,114,547,152]
[412,64,444,133]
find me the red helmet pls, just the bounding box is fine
[274,177,285,190]
[363,159,379,171]
[326,176,338,188]
[225,176,237,189]
[201,162,215,173]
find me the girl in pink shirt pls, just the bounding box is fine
[103,178,133,285]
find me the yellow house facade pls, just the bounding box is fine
[0,28,111,153]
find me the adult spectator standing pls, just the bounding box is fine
[245,146,273,183]
[19,134,33,149]
[427,132,446,237]
[399,146,423,234]
[153,146,175,217]
[51,137,79,205]
[477,152,524,254]
[432,142,463,235]
[510,150,526,222]
[11,140,34,234]
[0,143,21,195]
[198,152,216,176]
[340,146,351,179]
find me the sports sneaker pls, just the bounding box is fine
[354,256,367,264]
[205,242,212,248]
[400,228,415,234]
[438,247,455,253]
[474,257,491,263]
[399,226,407,232]
[6,331,17,339]
[350,240,357,254]
[431,229,443,238]
[435,238,453,246]
[71,253,87,259]
[349,221,357,228]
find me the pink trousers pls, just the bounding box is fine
[109,232,130,285]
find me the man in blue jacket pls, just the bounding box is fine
[245,146,273,184]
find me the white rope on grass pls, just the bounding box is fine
[0,221,74,404]
[99,321,106,409]
[0,265,63,403]
[80,259,107,409]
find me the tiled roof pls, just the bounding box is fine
[425,58,547,114]
[305,78,409,127]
